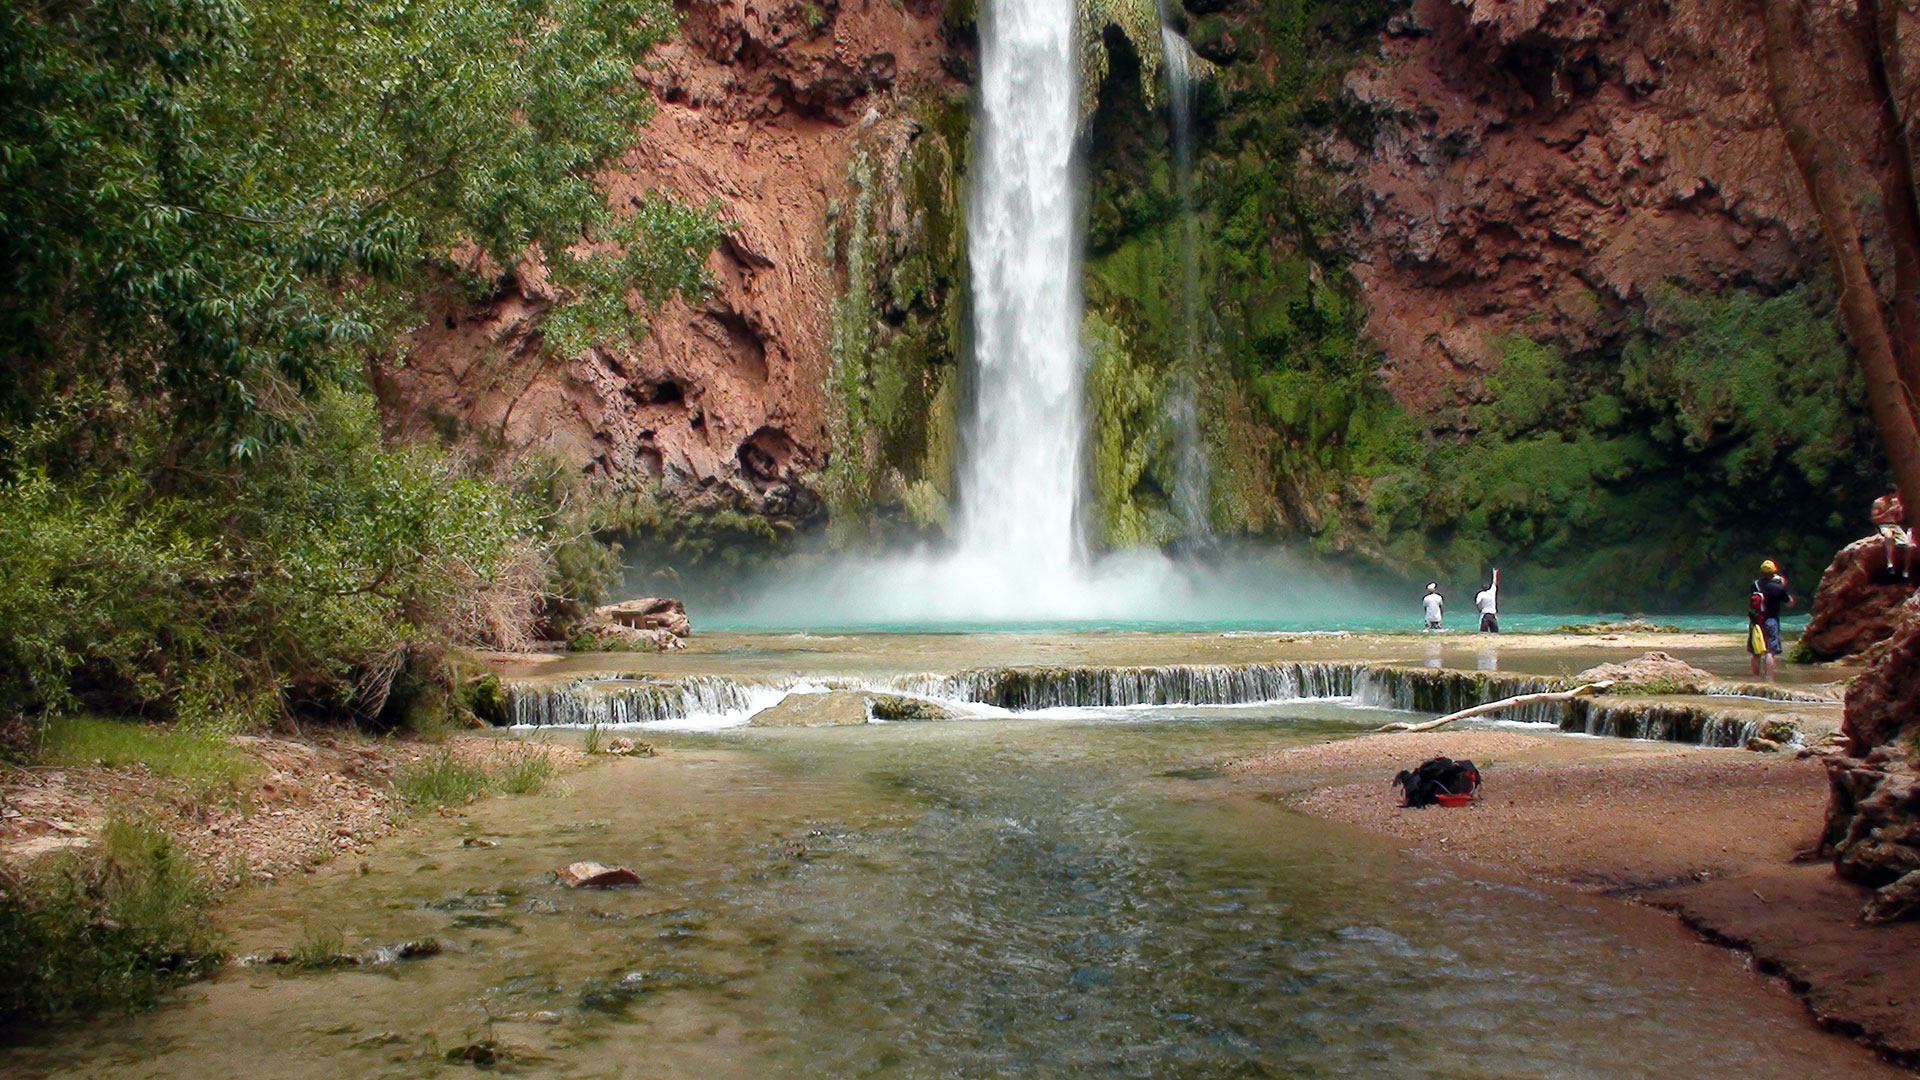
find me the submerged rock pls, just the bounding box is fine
[1801,536,1918,661]
[602,736,655,757]
[748,691,872,727]
[554,861,642,889]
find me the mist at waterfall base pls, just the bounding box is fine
[682,542,1408,632]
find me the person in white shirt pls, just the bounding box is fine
[1474,568,1499,633]
[1422,583,1444,630]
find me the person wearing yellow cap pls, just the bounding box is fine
[1746,559,1795,681]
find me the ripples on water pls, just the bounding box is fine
[8,715,1895,1079]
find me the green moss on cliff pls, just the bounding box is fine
[1082,0,1398,544]
[820,92,971,546]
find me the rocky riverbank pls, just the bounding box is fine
[1235,730,1920,1067]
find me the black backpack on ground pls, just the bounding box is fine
[1392,756,1483,808]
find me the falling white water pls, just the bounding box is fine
[1161,18,1213,543]
[691,0,1397,628]
[955,0,1085,574]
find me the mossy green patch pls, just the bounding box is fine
[37,716,257,796]
[819,90,971,546]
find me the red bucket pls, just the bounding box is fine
[1434,792,1474,808]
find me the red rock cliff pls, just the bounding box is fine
[376,0,961,522]
[1336,0,1869,420]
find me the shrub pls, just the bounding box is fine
[460,675,512,727]
[0,819,222,1022]
[0,391,551,733]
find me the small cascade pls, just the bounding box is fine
[895,662,1360,711]
[1159,16,1211,542]
[497,662,1794,747]
[1560,699,1764,747]
[1350,668,1564,720]
[507,676,779,728]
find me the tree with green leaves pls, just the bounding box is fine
[0,0,720,732]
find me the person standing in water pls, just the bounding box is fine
[1475,569,1500,633]
[1747,559,1794,681]
[1422,583,1444,630]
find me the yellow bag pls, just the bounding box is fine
[1748,622,1767,656]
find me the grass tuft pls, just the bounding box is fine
[495,746,556,795]
[392,750,492,808]
[391,741,558,807]
[0,817,222,1022]
[289,924,351,968]
[37,715,256,795]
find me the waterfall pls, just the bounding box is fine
[1161,18,1212,543]
[695,0,1398,627]
[955,0,1085,575]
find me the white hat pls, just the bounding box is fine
[1427,582,1438,590]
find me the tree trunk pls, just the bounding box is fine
[1762,0,1920,519]
[1374,682,1613,733]
[1859,0,1920,398]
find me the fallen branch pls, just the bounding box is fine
[1375,681,1614,733]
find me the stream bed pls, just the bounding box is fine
[6,706,1899,1078]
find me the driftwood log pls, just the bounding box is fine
[1375,681,1615,733]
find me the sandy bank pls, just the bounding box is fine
[1236,731,1920,1066]
[1,734,584,888]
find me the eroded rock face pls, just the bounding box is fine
[1334,0,1865,418]
[1823,594,1920,920]
[377,0,962,523]
[1800,537,1919,661]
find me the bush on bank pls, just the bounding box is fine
[0,819,221,1024]
[0,0,713,1023]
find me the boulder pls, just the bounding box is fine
[747,691,872,727]
[1572,651,1716,688]
[1864,869,1920,924]
[1800,536,1918,660]
[594,597,690,638]
[1819,593,1920,921]
[554,861,642,888]
[577,621,684,652]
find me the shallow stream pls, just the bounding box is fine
[7,707,1896,1079]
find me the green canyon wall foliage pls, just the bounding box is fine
[820,91,971,546]
[1064,0,1885,610]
